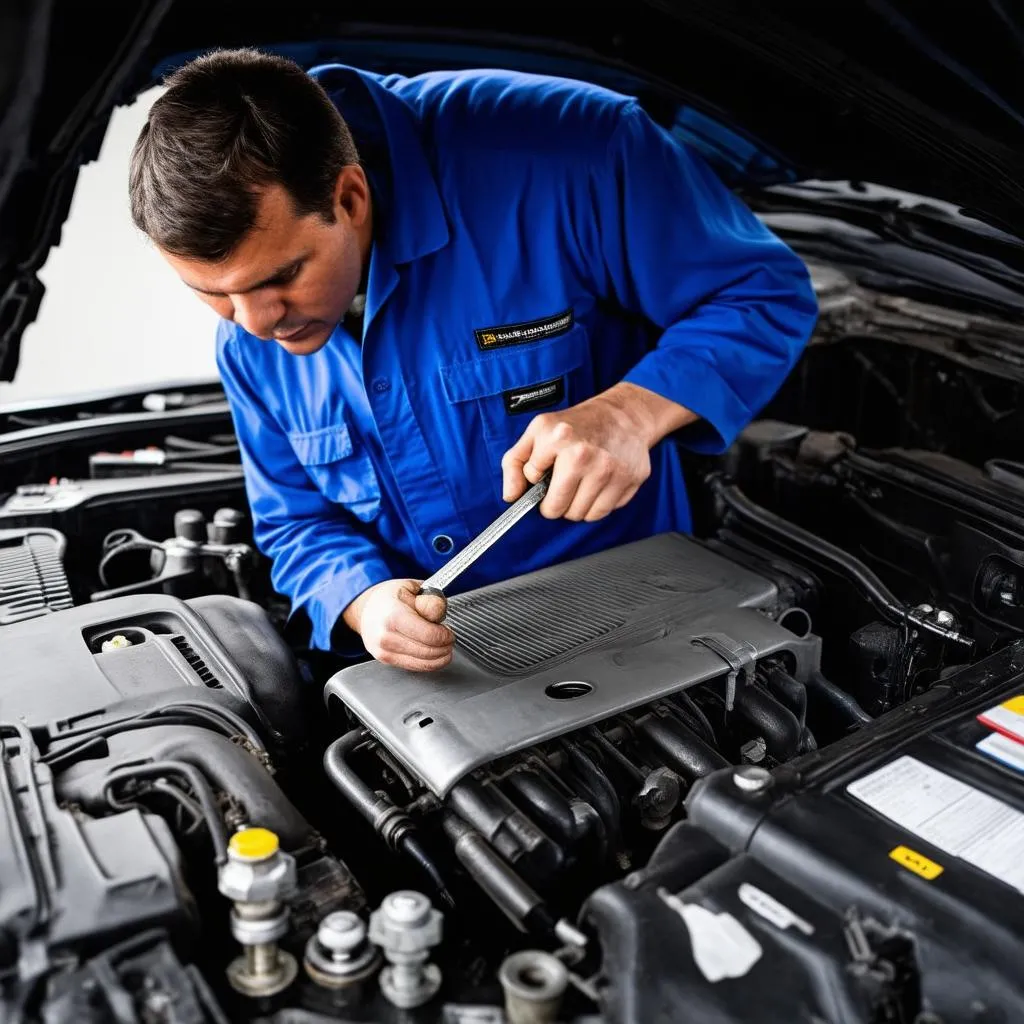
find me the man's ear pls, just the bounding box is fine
[333,164,370,227]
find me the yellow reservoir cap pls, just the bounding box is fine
[229,827,280,860]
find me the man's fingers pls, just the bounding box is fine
[390,596,454,649]
[524,419,574,485]
[413,590,448,623]
[565,456,619,522]
[540,459,581,519]
[380,649,454,673]
[583,481,631,522]
[501,424,539,502]
[378,629,453,663]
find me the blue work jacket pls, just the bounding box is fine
[216,64,818,652]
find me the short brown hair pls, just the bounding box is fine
[129,48,360,261]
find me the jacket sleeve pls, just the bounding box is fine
[216,328,393,652]
[585,102,818,453]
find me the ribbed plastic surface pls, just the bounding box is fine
[447,540,729,674]
[0,529,73,625]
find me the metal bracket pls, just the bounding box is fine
[692,633,757,711]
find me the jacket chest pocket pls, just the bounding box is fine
[288,423,381,523]
[440,326,592,486]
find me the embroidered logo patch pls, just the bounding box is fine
[474,309,574,350]
[503,377,565,415]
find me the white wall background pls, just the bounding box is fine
[0,89,220,406]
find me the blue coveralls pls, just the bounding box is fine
[215,64,819,652]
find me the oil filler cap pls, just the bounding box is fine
[229,827,280,861]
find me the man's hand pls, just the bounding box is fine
[343,579,453,672]
[501,382,697,521]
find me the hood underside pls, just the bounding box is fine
[1,0,1022,381]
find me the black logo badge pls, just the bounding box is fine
[503,377,565,415]
[475,309,573,351]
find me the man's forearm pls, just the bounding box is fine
[595,380,699,449]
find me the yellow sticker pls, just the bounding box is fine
[1001,695,1024,715]
[889,845,944,880]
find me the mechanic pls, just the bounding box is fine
[128,49,818,672]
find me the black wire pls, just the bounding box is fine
[153,702,265,754]
[104,761,228,865]
[97,539,165,587]
[43,702,264,772]
[150,777,206,833]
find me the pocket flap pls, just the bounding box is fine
[287,424,354,466]
[440,326,586,403]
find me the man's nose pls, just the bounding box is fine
[232,292,285,340]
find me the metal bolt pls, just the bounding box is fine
[383,891,431,926]
[219,829,298,998]
[318,911,366,954]
[369,890,443,1009]
[934,609,956,629]
[305,911,381,989]
[733,766,773,793]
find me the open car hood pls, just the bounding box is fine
[2,0,1023,381]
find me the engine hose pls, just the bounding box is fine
[763,668,808,728]
[764,668,820,754]
[323,730,453,905]
[638,716,729,783]
[805,670,873,728]
[733,685,803,762]
[103,760,228,865]
[56,725,311,849]
[442,811,557,936]
[447,777,563,879]
[710,477,973,651]
[504,771,580,849]
[563,741,621,853]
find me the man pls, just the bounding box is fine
[129,49,818,672]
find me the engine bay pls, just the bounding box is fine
[4,263,1024,1022]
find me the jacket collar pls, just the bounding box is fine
[309,64,450,269]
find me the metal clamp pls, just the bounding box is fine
[692,633,757,711]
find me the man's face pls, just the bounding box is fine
[161,168,371,356]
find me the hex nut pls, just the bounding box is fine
[369,891,443,954]
[218,848,297,904]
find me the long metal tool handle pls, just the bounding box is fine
[420,473,551,596]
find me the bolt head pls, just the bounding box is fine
[383,891,430,926]
[318,912,367,954]
[369,892,443,953]
[934,609,956,628]
[733,766,773,793]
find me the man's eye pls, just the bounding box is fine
[277,263,302,285]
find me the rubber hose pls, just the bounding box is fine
[734,685,803,761]
[806,670,873,727]
[638,716,729,782]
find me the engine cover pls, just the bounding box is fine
[0,593,306,743]
[326,533,820,796]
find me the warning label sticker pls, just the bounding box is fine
[977,732,1024,775]
[979,694,1024,745]
[846,755,1024,893]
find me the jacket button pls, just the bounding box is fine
[372,377,391,394]
[432,534,454,555]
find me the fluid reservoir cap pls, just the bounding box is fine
[101,634,132,652]
[229,827,280,861]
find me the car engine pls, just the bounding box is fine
[4,362,1024,1021]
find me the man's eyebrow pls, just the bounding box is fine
[186,255,307,296]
